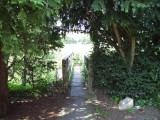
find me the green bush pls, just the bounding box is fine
[91,51,160,100]
[8,81,51,98]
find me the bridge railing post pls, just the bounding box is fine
[62,53,73,89]
[84,55,93,93]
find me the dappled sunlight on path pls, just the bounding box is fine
[56,66,95,120]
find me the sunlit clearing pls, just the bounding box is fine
[62,33,93,55]
[67,32,89,41]
[54,32,92,64]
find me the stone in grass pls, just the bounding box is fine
[119,97,134,110]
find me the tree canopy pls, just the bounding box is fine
[60,0,160,71]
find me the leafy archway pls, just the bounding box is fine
[59,0,160,102]
[0,0,160,117]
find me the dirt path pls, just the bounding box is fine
[1,66,160,120]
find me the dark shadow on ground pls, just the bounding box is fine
[2,96,67,120]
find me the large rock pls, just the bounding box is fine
[119,97,134,110]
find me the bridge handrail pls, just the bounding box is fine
[62,53,74,88]
[84,55,89,70]
[84,55,93,93]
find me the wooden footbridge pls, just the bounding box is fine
[56,53,95,120]
[62,53,94,93]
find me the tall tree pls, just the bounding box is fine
[0,42,8,116]
[0,0,63,117]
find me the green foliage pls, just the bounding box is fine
[0,0,159,108]
[8,51,62,98]
[135,98,157,107]
[136,99,147,107]
[95,106,111,118]
[0,0,63,56]
[73,53,83,66]
[8,81,51,98]
[128,108,136,113]
[81,64,88,83]
[0,0,65,102]
[9,83,32,91]
[156,93,160,109]
[8,53,57,87]
[91,0,106,13]
[91,50,160,101]
[61,34,91,44]
[52,80,67,94]
[111,95,122,103]
[69,66,74,85]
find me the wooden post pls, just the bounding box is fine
[62,53,73,89]
[84,55,93,93]
[88,59,93,93]
[62,59,68,88]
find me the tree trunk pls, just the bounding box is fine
[112,23,125,59]
[31,67,34,89]
[22,56,27,86]
[129,37,136,73]
[0,42,9,117]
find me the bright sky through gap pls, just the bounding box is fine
[56,19,88,40]
[59,32,92,57]
[67,32,89,41]
[56,20,62,26]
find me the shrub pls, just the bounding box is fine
[8,81,51,98]
[91,51,160,100]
